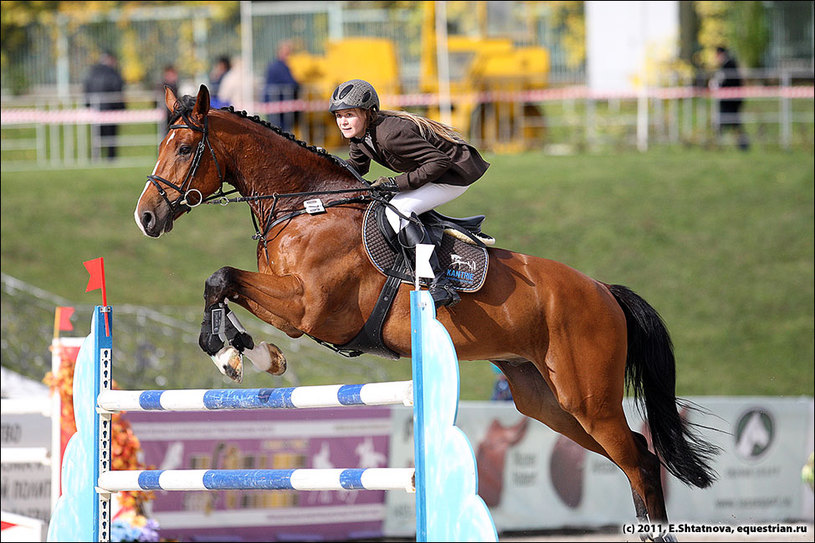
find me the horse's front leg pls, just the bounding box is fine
[200,266,302,381]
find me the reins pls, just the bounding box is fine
[213,187,372,251]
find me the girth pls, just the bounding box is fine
[331,253,406,360]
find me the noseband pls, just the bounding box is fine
[146,111,225,216]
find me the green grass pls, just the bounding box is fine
[1,148,813,398]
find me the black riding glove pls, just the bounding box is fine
[371,176,399,193]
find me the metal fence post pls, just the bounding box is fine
[781,70,791,149]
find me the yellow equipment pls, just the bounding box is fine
[288,37,401,149]
[286,2,550,153]
[419,2,550,152]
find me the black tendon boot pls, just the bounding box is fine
[398,215,460,308]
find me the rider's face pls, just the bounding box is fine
[335,108,366,139]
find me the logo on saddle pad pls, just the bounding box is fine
[447,255,477,285]
[362,202,488,293]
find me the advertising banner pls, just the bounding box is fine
[1,365,55,526]
[128,405,395,541]
[0,411,52,524]
[125,395,812,539]
[385,396,814,536]
[666,396,814,524]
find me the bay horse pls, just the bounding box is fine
[135,85,718,539]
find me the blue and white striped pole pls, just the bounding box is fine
[97,381,412,412]
[97,468,414,492]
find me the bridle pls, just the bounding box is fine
[145,110,228,216]
[145,105,416,248]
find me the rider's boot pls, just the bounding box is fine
[398,216,460,309]
[427,251,460,308]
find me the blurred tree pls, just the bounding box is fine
[694,1,769,70]
[726,1,769,69]
[1,0,237,90]
[120,27,147,84]
[1,1,60,91]
[547,1,585,69]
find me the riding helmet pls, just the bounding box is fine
[328,79,380,112]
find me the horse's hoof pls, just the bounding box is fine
[211,346,243,383]
[246,341,287,376]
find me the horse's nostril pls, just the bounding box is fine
[141,211,154,229]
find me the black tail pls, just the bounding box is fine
[609,284,720,488]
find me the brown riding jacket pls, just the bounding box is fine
[347,114,490,191]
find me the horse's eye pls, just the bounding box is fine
[178,145,192,156]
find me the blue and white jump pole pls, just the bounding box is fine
[47,290,496,542]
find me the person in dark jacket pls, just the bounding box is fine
[208,56,231,109]
[330,79,490,308]
[713,46,750,150]
[263,40,300,131]
[83,51,124,159]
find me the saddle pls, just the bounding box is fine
[364,201,490,291]
[331,199,491,359]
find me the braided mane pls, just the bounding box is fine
[170,94,349,172]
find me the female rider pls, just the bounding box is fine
[330,79,490,308]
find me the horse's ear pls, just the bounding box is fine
[193,84,211,120]
[164,85,178,113]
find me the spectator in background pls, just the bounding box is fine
[158,64,179,130]
[216,56,255,111]
[263,40,300,131]
[83,50,125,160]
[209,56,231,107]
[490,365,513,401]
[712,46,750,151]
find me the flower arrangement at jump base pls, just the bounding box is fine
[46,329,161,542]
[112,508,161,542]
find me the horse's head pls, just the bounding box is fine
[135,85,224,238]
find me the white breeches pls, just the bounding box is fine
[385,183,470,234]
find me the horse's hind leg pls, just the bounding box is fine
[631,432,669,530]
[526,280,674,534]
[492,360,610,458]
[537,383,669,538]
[497,359,669,538]
[627,443,675,541]
[564,385,669,529]
[495,360,663,534]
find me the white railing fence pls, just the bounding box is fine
[1,72,812,171]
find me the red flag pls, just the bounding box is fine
[83,257,110,336]
[84,257,105,294]
[56,306,75,332]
